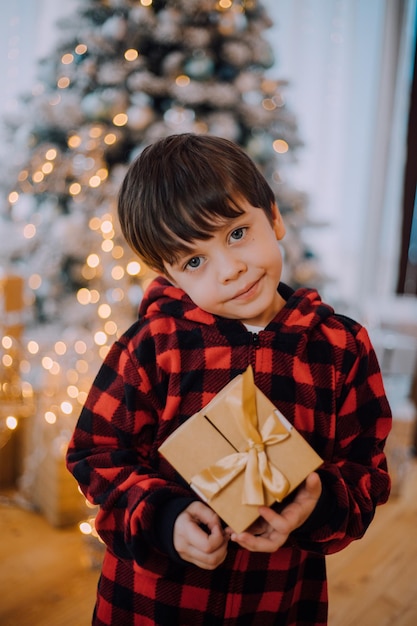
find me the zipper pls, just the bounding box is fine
[251,332,260,348]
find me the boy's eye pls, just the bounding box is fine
[230,227,246,241]
[185,256,203,271]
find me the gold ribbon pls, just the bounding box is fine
[191,366,290,506]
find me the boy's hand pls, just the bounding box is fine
[228,472,322,552]
[173,501,229,569]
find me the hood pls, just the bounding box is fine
[139,276,334,335]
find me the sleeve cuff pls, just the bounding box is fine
[152,496,197,564]
[291,474,336,537]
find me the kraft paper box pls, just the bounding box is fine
[159,366,323,533]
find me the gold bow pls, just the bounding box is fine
[191,366,290,506]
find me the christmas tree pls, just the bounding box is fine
[0,0,321,509]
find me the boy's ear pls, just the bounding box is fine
[271,202,286,240]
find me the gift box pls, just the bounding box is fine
[159,366,323,533]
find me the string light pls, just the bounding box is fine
[113,113,128,126]
[127,261,141,275]
[57,77,70,89]
[28,274,42,290]
[5,416,18,430]
[68,134,82,148]
[23,224,36,239]
[75,43,87,55]
[124,49,138,61]
[69,182,81,195]
[273,139,289,154]
[175,75,190,87]
[104,133,117,145]
[45,411,57,424]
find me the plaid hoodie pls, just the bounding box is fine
[66,277,391,626]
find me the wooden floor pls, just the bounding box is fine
[1,460,416,626]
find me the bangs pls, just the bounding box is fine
[150,194,245,266]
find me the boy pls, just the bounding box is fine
[66,133,391,625]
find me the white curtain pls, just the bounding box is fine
[1,0,416,312]
[264,0,417,311]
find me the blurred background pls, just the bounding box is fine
[0,1,417,624]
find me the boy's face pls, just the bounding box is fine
[162,200,286,327]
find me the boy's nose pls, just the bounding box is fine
[217,253,246,283]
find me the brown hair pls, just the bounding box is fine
[118,133,275,272]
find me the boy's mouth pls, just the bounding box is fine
[232,278,261,301]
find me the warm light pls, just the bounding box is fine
[75,44,87,55]
[104,320,117,335]
[8,191,19,204]
[113,113,128,127]
[67,385,79,398]
[124,49,139,61]
[74,340,87,355]
[27,341,39,355]
[44,411,57,424]
[49,94,61,106]
[104,133,117,145]
[18,170,28,181]
[94,331,107,346]
[102,239,113,252]
[99,345,110,359]
[76,359,89,374]
[45,148,57,160]
[175,75,190,87]
[97,168,108,180]
[218,0,232,8]
[273,139,289,154]
[90,290,100,304]
[69,182,81,196]
[28,274,42,290]
[82,266,96,281]
[61,53,74,64]
[87,253,100,268]
[6,416,18,430]
[100,220,113,234]
[32,171,44,183]
[21,381,33,399]
[23,224,36,239]
[98,304,112,319]
[89,175,101,188]
[89,126,103,138]
[77,391,87,405]
[68,134,82,148]
[2,355,13,367]
[262,98,276,111]
[61,401,73,415]
[140,0,152,6]
[111,288,125,302]
[112,246,124,259]
[54,341,67,355]
[111,266,125,280]
[77,288,91,305]
[42,356,54,370]
[50,361,61,375]
[127,261,141,275]
[89,217,101,231]
[57,77,70,89]
[42,162,54,174]
[2,336,13,350]
[79,521,93,535]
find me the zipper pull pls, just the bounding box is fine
[252,333,260,348]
